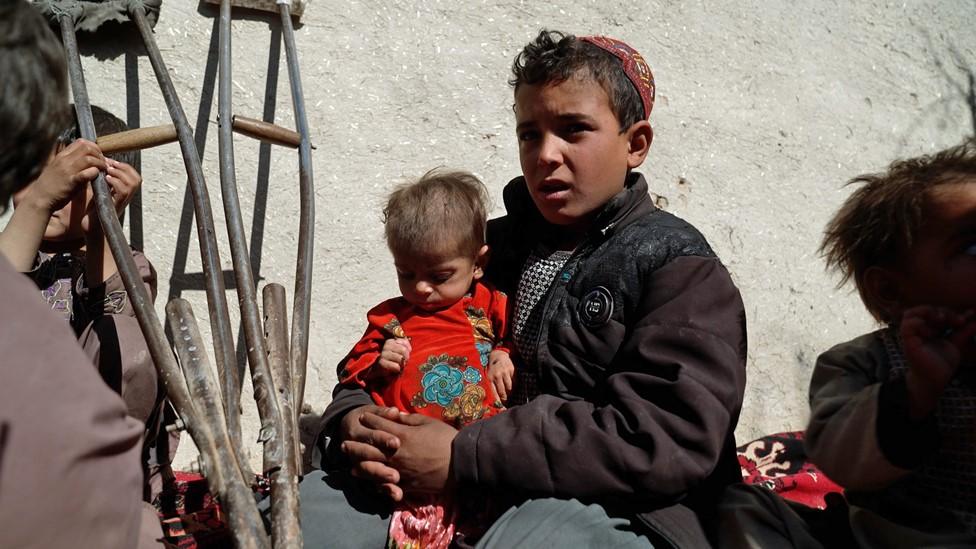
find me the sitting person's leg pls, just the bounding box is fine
[475,498,654,549]
[287,470,392,549]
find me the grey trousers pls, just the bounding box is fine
[293,470,654,548]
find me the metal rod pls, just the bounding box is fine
[167,300,271,549]
[57,19,247,543]
[57,11,194,470]
[263,283,303,548]
[279,1,315,421]
[218,0,288,480]
[129,4,247,474]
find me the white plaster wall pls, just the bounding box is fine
[8,0,975,469]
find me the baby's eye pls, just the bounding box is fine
[431,272,453,284]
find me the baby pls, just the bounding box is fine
[339,169,514,547]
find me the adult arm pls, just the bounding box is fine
[452,255,746,503]
[0,256,161,548]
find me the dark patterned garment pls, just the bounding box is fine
[508,246,572,405]
[882,330,976,535]
[27,251,136,334]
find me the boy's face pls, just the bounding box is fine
[11,147,91,243]
[393,245,488,311]
[894,181,976,313]
[514,74,649,231]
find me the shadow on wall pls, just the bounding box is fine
[900,32,976,150]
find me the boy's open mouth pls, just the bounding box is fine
[538,179,571,199]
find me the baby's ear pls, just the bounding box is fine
[626,120,653,169]
[863,266,904,322]
[474,245,491,279]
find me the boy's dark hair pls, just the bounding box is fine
[510,29,644,131]
[0,0,70,212]
[821,139,976,322]
[59,104,138,168]
[383,169,489,259]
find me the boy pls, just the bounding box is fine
[2,105,159,426]
[0,106,170,500]
[0,0,161,546]
[340,170,515,547]
[806,140,976,547]
[304,30,746,548]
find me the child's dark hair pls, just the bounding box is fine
[510,29,644,131]
[383,169,489,259]
[0,0,70,212]
[59,105,138,168]
[821,139,976,322]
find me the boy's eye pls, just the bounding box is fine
[396,270,414,280]
[517,130,539,142]
[964,242,976,256]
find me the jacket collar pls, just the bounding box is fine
[501,171,654,239]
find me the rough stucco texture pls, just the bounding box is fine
[7,0,974,469]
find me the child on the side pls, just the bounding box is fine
[0,105,166,497]
[338,169,515,547]
[806,140,976,547]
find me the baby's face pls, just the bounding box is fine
[393,248,484,312]
[896,181,976,312]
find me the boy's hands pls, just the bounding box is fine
[83,158,141,235]
[371,338,412,378]
[901,306,976,419]
[488,349,515,403]
[25,139,105,214]
[339,405,404,500]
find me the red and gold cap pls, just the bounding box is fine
[580,36,655,120]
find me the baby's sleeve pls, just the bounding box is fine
[338,301,401,387]
[487,286,513,355]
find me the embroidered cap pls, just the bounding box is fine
[579,35,655,120]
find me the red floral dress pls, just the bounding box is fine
[340,281,510,428]
[340,281,512,548]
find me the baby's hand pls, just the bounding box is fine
[27,139,105,213]
[488,350,515,403]
[901,306,976,419]
[374,338,412,378]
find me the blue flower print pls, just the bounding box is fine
[422,363,465,406]
[475,341,492,367]
[462,367,482,384]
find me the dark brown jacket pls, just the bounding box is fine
[322,173,747,547]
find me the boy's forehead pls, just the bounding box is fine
[514,75,613,119]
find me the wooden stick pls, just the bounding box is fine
[263,283,303,548]
[167,299,271,549]
[96,124,178,155]
[232,115,301,149]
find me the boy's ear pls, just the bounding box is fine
[625,120,653,169]
[473,244,490,280]
[863,266,905,321]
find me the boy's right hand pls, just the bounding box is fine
[373,338,412,377]
[24,139,105,213]
[901,306,976,419]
